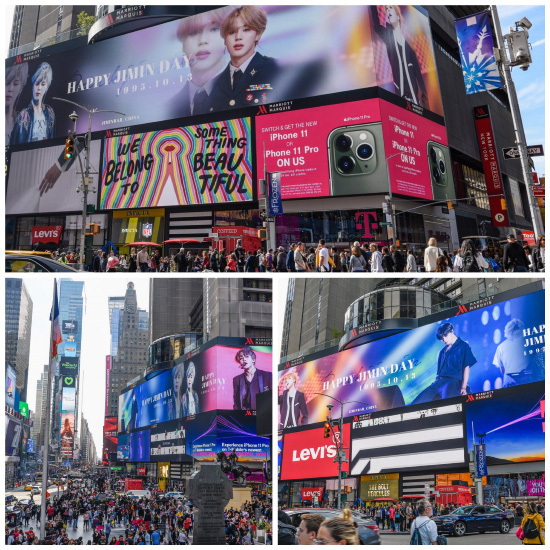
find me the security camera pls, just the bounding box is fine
[515,49,530,64]
[69,111,79,122]
[518,16,532,30]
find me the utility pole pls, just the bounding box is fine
[53,98,126,271]
[490,6,544,239]
[384,153,401,247]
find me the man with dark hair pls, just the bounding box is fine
[175,248,187,273]
[412,322,477,404]
[391,245,406,273]
[297,513,325,545]
[233,346,271,410]
[503,234,529,272]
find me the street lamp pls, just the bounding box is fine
[314,392,370,509]
[53,98,126,271]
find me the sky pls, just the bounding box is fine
[19,276,150,455]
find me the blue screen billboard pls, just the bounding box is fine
[129,429,151,462]
[117,433,130,460]
[278,290,545,426]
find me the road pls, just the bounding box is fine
[379,531,521,545]
[6,485,67,507]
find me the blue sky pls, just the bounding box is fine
[498,5,545,176]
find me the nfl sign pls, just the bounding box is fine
[142,223,153,238]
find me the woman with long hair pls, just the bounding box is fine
[452,238,489,272]
[520,501,545,544]
[316,509,360,545]
[532,235,545,272]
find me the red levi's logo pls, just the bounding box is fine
[32,225,63,244]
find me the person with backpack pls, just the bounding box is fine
[503,234,529,272]
[520,502,545,544]
[391,245,406,273]
[452,239,489,273]
[410,499,438,545]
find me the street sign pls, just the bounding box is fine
[503,145,544,159]
[533,186,545,198]
[380,222,392,227]
[264,217,275,223]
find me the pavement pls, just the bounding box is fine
[378,530,521,545]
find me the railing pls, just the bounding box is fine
[7,27,87,59]
[280,338,340,366]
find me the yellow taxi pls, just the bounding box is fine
[24,484,33,491]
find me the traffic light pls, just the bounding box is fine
[447,200,454,210]
[85,223,99,235]
[323,421,331,439]
[64,134,75,160]
[258,228,268,240]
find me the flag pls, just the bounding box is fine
[50,282,62,374]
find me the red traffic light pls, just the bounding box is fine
[323,422,331,438]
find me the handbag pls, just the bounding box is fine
[515,526,525,540]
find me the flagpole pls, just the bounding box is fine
[40,278,57,542]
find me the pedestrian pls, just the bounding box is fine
[424,237,442,273]
[101,251,108,272]
[276,246,287,272]
[330,247,342,272]
[128,248,137,273]
[381,246,395,272]
[234,240,246,272]
[316,239,330,272]
[294,242,309,272]
[503,234,529,272]
[317,509,359,544]
[406,250,417,272]
[531,235,545,272]
[391,245,406,273]
[452,239,488,272]
[106,251,120,272]
[369,243,384,272]
[286,243,297,272]
[409,499,438,544]
[520,501,545,544]
[137,246,149,272]
[349,246,367,272]
[92,250,102,272]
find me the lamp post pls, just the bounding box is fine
[53,98,126,271]
[384,153,401,247]
[314,392,370,509]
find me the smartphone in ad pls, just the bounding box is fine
[328,123,388,196]
[427,140,455,202]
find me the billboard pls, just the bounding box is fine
[18,401,29,418]
[5,418,22,456]
[5,141,101,216]
[130,429,151,462]
[6,366,17,409]
[280,422,350,481]
[62,375,76,388]
[27,440,35,454]
[185,411,270,462]
[5,6,442,142]
[151,419,187,461]
[256,98,453,201]
[278,290,544,426]
[465,382,545,465]
[60,386,76,460]
[31,225,63,244]
[119,340,272,432]
[350,400,466,475]
[59,357,79,375]
[103,416,118,462]
[62,320,78,334]
[100,119,253,209]
[117,433,130,461]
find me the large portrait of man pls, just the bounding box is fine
[278,370,308,429]
[232,345,271,410]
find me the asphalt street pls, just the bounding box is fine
[378,530,522,545]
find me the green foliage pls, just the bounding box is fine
[330,328,345,340]
[77,11,96,36]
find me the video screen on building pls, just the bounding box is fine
[117,433,130,460]
[6,365,16,409]
[119,338,272,432]
[103,416,118,462]
[150,418,187,461]
[350,399,466,475]
[278,290,544,427]
[100,119,253,209]
[59,357,79,376]
[186,410,270,462]
[129,429,151,462]
[60,387,76,460]
[6,141,101,216]
[5,6,442,143]
[5,418,22,456]
[465,382,545,465]
[280,423,351,481]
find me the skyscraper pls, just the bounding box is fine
[31,365,49,448]
[5,279,33,402]
[107,282,149,418]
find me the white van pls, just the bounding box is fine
[126,489,152,499]
[31,486,41,495]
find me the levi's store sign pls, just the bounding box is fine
[473,106,509,226]
[280,423,350,481]
[301,487,324,501]
[32,225,63,244]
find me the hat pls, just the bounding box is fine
[278,246,284,251]
[297,241,303,246]
[353,241,361,247]
[507,233,516,239]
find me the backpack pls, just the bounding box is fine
[410,518,428,545]
[460,254,480,272]
[523,518,540,539]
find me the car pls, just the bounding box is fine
[164,492,186,501]
[24,484,33,491]
[284,508,381,545]
[6,505,23,526]
[433,505,514,537]
[5,495,18,504]
[31,486,41,495]
[18,499,33,507]
[6,255,79,273]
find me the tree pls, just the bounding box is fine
[77,11,96,37]
[330,328,345,340]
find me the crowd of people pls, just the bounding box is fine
[49,233,545,274]
[6,478,272,545]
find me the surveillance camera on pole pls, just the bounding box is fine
[505,24,532,71]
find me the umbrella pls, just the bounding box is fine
[129,242,162,247]
[163,238,201,244]
[372,498,396,502]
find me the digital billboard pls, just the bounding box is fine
[6,365,16,409]
[278,290,544,426]
[62,320,78,334]
[6,141,101,216]
[151,419,187,461]
[255,98,453,201]
[117,433,130,460]
[350,400,466,475]
[27,440,35,454]
[465,382,545,465]
[60,386,76,460]
[100,119,253,209]
[119,340,272,432]
[103,416,118,462]
[130,429,151,462]
[186,411,270,462]
[280,423,350,481]
[5,418,22,456]
[5,6,442,143]
[59,357,79,375]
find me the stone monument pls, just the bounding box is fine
[188,463,233,545]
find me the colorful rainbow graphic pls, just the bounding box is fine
[100,118,253,209]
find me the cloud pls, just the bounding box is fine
[516,81,545,110]
[531,39,545,48]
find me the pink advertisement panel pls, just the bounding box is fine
[527,479,545,496]
[256,98,453,201]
